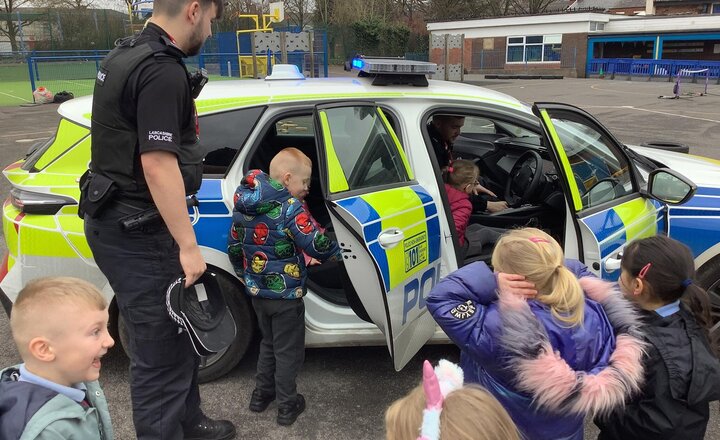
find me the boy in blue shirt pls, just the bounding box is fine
[0,277,115,439]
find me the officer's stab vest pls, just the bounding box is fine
[90,36,203,200]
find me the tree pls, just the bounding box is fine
[510,0,557,14]
[0,0,37,51]
[285,0,311,29]
[37,0,95,9]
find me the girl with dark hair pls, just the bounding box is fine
[595,235,720,440]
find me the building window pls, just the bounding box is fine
[506,34,562,63]
[589,22,605,31]
[712,3,720,13]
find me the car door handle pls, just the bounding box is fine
[604,255,622,272]
[378,229,404,249]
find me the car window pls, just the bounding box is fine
[323,106,409,191]
[199,107,265,175]
[462,116,497,134]
[276,115,314,135]
[551,114,633,209]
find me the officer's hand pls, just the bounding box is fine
[181,244,207,287]
[497,273,537,299]
[487,200,508,213]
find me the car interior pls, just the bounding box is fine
[431,113,569,265]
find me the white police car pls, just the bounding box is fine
[2,59,718,381]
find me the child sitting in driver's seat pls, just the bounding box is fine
[445,160,505,260]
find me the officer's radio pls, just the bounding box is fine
[189,68,208,99]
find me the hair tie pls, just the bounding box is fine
[681,278,693,288]
[417,360,464,440]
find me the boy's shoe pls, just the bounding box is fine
[184,415,236,440]
[249,389,276,412]
[277,394,306,426]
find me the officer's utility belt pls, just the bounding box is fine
[78,170,117,220]
[78,169,198,231]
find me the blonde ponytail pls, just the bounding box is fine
[491,228,584,327]
[544,265,584,327]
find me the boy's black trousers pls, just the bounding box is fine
[251,296,306,408]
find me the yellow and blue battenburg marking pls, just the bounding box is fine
[581,197,662,279]
[335,185,440,292]
[666,186,720,258]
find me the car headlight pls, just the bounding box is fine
[9,188,76,215]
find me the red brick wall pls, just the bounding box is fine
[563,33,588,77]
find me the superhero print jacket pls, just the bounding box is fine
[228,170,342,299]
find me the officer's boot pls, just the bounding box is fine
[184,415,236,440]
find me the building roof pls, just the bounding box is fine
[569,0,644,10]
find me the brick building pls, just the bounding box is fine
[427,0,720,78]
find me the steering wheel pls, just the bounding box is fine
[504,150,543,208]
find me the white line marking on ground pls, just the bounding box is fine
[15,138,50,143]
[583,105,720,123]
[0,90,27,102]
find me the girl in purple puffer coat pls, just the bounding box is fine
[427,228,646,440]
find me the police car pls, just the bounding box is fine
[2,59,719,382]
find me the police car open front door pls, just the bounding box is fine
[533,103,661,280]
[314,103,442,370]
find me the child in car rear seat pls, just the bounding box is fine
[594,235,720,440]
[445,160,505,259]
[427,227,647,440]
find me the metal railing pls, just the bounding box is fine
[587,58,720,79]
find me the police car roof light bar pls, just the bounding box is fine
[351,56,437,87]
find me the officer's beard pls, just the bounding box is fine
[186,27,205,57]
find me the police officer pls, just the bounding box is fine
[83,0,236,437]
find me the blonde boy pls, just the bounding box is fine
[0,277,115,439]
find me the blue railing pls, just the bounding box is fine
[588,58,720,78]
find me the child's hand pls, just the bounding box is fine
[474,183,497,198]
[497,273,537,299]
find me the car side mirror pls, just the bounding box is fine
[646,168,696,205]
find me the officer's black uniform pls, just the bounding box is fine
[84,23,205,439]
[427,123,489,212]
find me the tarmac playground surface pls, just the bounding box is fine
[0,75,718,439]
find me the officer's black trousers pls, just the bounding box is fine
[251,297,305,408]
[86,207,202,439]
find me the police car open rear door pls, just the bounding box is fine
[533,103,662,280]
[314,103,442,370]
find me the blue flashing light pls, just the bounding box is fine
[351,58,365,70]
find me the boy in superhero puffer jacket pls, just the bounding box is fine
[228,147,341,426]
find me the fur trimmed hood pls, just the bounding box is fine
[498,277,647,417]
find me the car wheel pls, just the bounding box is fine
[640,142,689,154]
[117,269,255,383]
[696,255,720,344]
